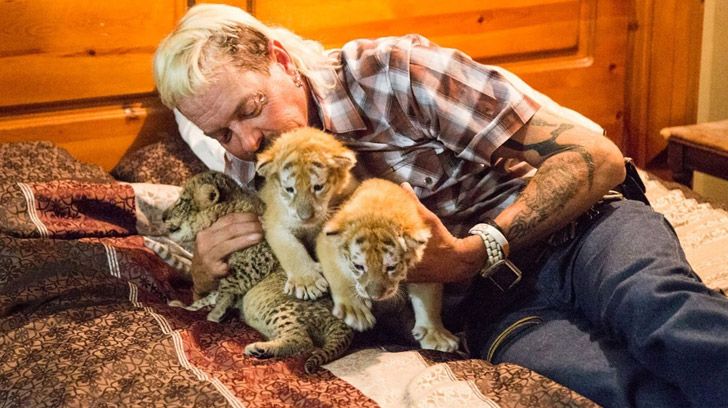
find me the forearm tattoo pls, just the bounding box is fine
[508,156,580,241]
[503,119,597,242]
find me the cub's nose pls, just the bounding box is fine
[297,207,314,221]
[367,282,390,301]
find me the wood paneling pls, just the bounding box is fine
[0,98,177,171]
[508,0,628,148]
[0,1,186,108]
[0,1,702,171]
[250,0,627,149]
[626,0,704,166]
[0,1,187,171]
[253,0,586,63]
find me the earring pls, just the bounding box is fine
[293,70,304,88]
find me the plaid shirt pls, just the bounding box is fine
[311,35,541,235]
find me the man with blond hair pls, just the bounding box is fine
[153,4,728,406]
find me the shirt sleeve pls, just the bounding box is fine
[389,35,541,166]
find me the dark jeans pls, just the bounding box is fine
[462,199,728,407]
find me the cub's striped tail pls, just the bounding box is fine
[304,318,354,374]
[144,236,193,278]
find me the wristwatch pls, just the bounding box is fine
[469,219,522,292]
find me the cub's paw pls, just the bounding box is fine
[168,299,207,312]
[245,342,274,359]
[283,263,329,300]
[412,326,460,352]
[332,297,375,331]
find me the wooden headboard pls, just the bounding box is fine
[0,0,702,171]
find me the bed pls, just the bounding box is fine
[2,132,727,407]
[0,1,718,406]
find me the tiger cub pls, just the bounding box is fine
[255,127,358,300]
[316,178,460,352]
[164,171,353,373]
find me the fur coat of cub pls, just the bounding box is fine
[163,171,353,373]
[255,127,358,300]
[316,178,459,352]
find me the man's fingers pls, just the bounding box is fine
[196,214,263,250]
[216,233,264,259]
[200,233,263,277]
[206,212,261,234]
[192,211,264,282]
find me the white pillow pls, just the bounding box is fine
[173,109,226,172]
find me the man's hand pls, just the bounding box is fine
[191,212,264,298]
[400,183,485,283]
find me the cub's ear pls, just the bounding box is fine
[323,219,342,236]
[401,227,431,252]
[400,228,431,267]
[194,184,220,208]
[255,156,274,178]
[255,161,273,178]
[332,150,357,171]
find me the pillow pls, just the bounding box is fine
[111,133,208,186]
[0,140,111,184]
[173,109,226,172]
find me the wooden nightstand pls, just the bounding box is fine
[663,120,728,187]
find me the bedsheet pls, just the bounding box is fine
[0,141,596,407]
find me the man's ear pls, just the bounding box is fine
[270,40,294,72]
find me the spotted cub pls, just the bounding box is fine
[164,171,353,373]
[316,178,459,352]
[255,127,358,300]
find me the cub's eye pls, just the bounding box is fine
[312,184,324,192]
[285,186,295,194]
[353,264,365,271]
[386,265,397,274]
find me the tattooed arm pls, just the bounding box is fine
[492,108,625,251]
[405,107,624,283]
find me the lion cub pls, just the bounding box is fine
[164,171,353,373]
[255,127,358,300]
[316,178,460,352]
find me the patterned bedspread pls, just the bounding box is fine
[6,139,725,407]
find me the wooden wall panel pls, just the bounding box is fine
[2,1,698,171]
[625,0,704,166]
[249,0,627,149]
[510,0,628,149]
[0,1,187,171]
[0,98,177,171]
[253,0,584,63]
[0,1,186,108]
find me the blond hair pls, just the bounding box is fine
[153,3,339,108]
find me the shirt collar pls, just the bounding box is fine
[224,152,257,190]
